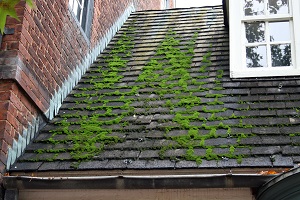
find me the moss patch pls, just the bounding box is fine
[33,27,254,166]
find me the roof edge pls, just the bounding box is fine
[3,174,274,190]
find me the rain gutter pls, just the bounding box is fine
[3,174,275,190]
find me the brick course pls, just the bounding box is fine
[0,80,41,174]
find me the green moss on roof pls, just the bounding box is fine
[32,26,253,166]
[18,7,300,170]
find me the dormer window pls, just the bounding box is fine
[225,0,300,78]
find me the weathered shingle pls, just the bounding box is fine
[10,6,300,173]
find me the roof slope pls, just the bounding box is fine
[11,6,300,172]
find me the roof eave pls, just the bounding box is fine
[3,174,275,190]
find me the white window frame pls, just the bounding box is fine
[229,0,300,78]
[69,0,85,26]
[68,0,94,40]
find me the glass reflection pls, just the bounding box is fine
[269,0,289,14]
[271,44,291,67]
[269,21,290,42]
[245,22,265,43]
[244,0,265,16]
[246,46,267,68]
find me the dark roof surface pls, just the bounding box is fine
[11,6,300,173]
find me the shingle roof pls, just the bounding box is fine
[10,6,300,173]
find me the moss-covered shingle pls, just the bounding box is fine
[11,6,300,171]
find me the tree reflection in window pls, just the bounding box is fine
[269,0,289,14]
[244,0,265,16]
[246,46,267,68]
[271,44,291,66]
[245,22,265,43]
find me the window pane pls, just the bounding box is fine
[246,45,267,68]
[271,44,291,66]
[245,22,265,43]
[269,0,289,14]
[244,0,265,16]
[81,0,88,30]
[269,21,290,42]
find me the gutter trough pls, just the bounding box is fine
[3,174,275,190]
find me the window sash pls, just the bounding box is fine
[69,0,85,26]
[229,0,300,78]
[242,19,294,68]
[243,0,291,17]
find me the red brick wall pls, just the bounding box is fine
[1,1,86,113]
[0,80,40,175]
[169,0,176,9]
[91,0,132,48]
[134,0,176,10]
[1,0,169,114]
[134,0,163,11]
